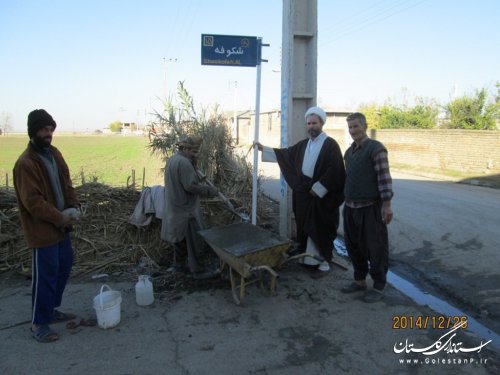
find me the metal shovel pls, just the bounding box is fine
[197,170,250,222]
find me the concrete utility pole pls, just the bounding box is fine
[280,0,318,238]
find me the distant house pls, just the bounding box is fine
[100,122,145,136]
[232,108,355,146]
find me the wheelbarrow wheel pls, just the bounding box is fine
[229,267,245,305]
[256,270,273,297]
[252,266,278,297]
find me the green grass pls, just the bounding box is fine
[3,136,498,190]
[0,134,166,188]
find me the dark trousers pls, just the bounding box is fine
[32,232,73,325]
[343,201,389,290]
[173,218,205,274]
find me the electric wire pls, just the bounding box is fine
[321,0,406,35]
[319,0,428,48]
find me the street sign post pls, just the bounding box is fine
[201,33,267,225]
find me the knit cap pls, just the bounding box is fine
[27,109,57,138]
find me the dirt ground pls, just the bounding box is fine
[0,254,498,375]
[1,180,499,374]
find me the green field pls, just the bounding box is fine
[3,134,499,190]
[0,134,166,188]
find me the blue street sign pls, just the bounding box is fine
[201,34,259,67]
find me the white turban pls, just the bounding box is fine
[304,106,327,124]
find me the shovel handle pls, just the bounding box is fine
[197,169,250,221]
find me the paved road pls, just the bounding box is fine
[257,164,500,333]
[388,173,500,327]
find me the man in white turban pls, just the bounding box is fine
[254,106,345,278]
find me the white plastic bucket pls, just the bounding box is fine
[93,284,122,329]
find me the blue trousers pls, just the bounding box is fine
[31,232,73,325]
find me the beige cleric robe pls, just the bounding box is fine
[160,151,214,243]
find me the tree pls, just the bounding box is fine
[1,111,12,135]
[406,98,439,129]
[378,106,405,129]
[359,99,438,129]
[109,121,123,133]
[444,88,497,130]
[495,81,500,127]
[496,81,500,105]
[358,103,381,129]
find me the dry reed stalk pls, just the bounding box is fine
[0,170,276,278]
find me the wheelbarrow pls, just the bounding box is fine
[198,222,317,305]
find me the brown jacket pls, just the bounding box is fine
[13,142,79,248]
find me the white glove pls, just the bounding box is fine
[62,207,81,219]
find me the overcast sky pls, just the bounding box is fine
[1,0,499,132]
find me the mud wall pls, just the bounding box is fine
[324,129,500,176]
[251,115,500,176]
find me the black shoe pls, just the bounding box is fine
[363,288,384,303]
[341,281,368,294]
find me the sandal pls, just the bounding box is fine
[31,325,59,343]
[78,318,97,327]
[65,318,97,330]
[65,321,79,330]
[52,310,77,323]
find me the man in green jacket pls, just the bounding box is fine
[14,109,80,342]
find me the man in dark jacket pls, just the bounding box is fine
[254,106,345,278]
[14,109,80,342]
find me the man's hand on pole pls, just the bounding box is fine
[253,141,263,151]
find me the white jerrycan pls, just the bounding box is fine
[135,275,154,306]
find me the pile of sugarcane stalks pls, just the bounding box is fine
[0,188,24,271]
[0,183,168,277]
[69,183,170,278]
[0,181,277,279]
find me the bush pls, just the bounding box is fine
[109,121,123,133]
[360,99,438,129]
[444,88,497,130]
